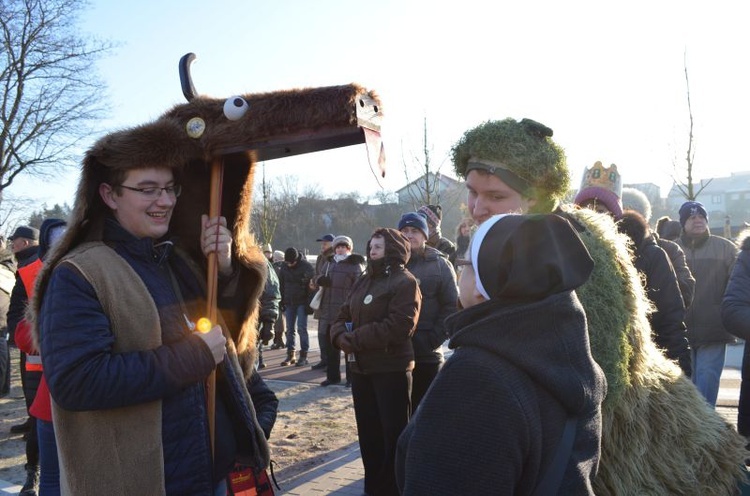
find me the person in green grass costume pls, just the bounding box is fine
[451,117,748,495]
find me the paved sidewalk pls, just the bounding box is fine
[1,333,744,494]
[257,327,367,495]
[275,443,364,495]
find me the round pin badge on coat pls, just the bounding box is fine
[364,294,373,304]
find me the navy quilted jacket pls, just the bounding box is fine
[41,219,277,494]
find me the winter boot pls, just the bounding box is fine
[280,350,297,366]
[10,418,31,434]
[295,351,309,367]
[19,463,39,496]
[311,360,327,370]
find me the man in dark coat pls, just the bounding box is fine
[279,247,315,366]
[0,244,16,398]
[722,228,750,442]
[5,225,40,450]
[675,200,737,407]
[618,211,691,375]
[270,250,286,349]
[256,257,280,369]
[398,212,457,410]
[655,233,696,308]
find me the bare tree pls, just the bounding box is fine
[372,189,397,205]
[0,193,36,236]
[672,53,711,200]
[251,163,280,246]
[402,116,448,208]
[0,0,111,206]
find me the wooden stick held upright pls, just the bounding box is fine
[205,157,224,459]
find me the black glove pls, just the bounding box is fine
[317,275,332,287]
[259,321,273,345]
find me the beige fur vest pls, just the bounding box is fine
[51,242,166,495]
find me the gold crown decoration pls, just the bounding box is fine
[579,161,622,197]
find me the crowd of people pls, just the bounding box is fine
[2,115,750,496]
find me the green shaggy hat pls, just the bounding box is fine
[451,118,569,213]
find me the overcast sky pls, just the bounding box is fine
[12,0,750,209]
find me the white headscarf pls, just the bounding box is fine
[469,214,511,300]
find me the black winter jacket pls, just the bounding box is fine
[405,246,457,364]
[656,235,695,308]
[634,234,691,375]
[722,234,750,340]
[7,245,38,344]
[279,255,315,307]
[396,291,606,495]
[259,259,280,325]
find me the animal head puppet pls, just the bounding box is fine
[33,53,385,361]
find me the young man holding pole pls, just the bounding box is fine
[32,124,278,495]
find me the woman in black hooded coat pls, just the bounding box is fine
[396,214,606,495]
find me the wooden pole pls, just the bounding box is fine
[206,157,224,459]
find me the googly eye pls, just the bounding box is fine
[223,96,249,121]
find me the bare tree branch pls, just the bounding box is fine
[0,0,112,203]
[401,116,451,209]
[672,50,712,201]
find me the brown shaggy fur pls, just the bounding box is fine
[30,83,382,379]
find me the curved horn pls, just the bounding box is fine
[179,52,198,102]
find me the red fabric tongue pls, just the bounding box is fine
[364,127,386,184]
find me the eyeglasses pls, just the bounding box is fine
[118,184,182,199]
[455,258,472,267]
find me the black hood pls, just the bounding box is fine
[446,292,606,415]
[38,218,68,261]
[472,214,593,303]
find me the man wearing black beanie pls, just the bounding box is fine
[675,200,737,407]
